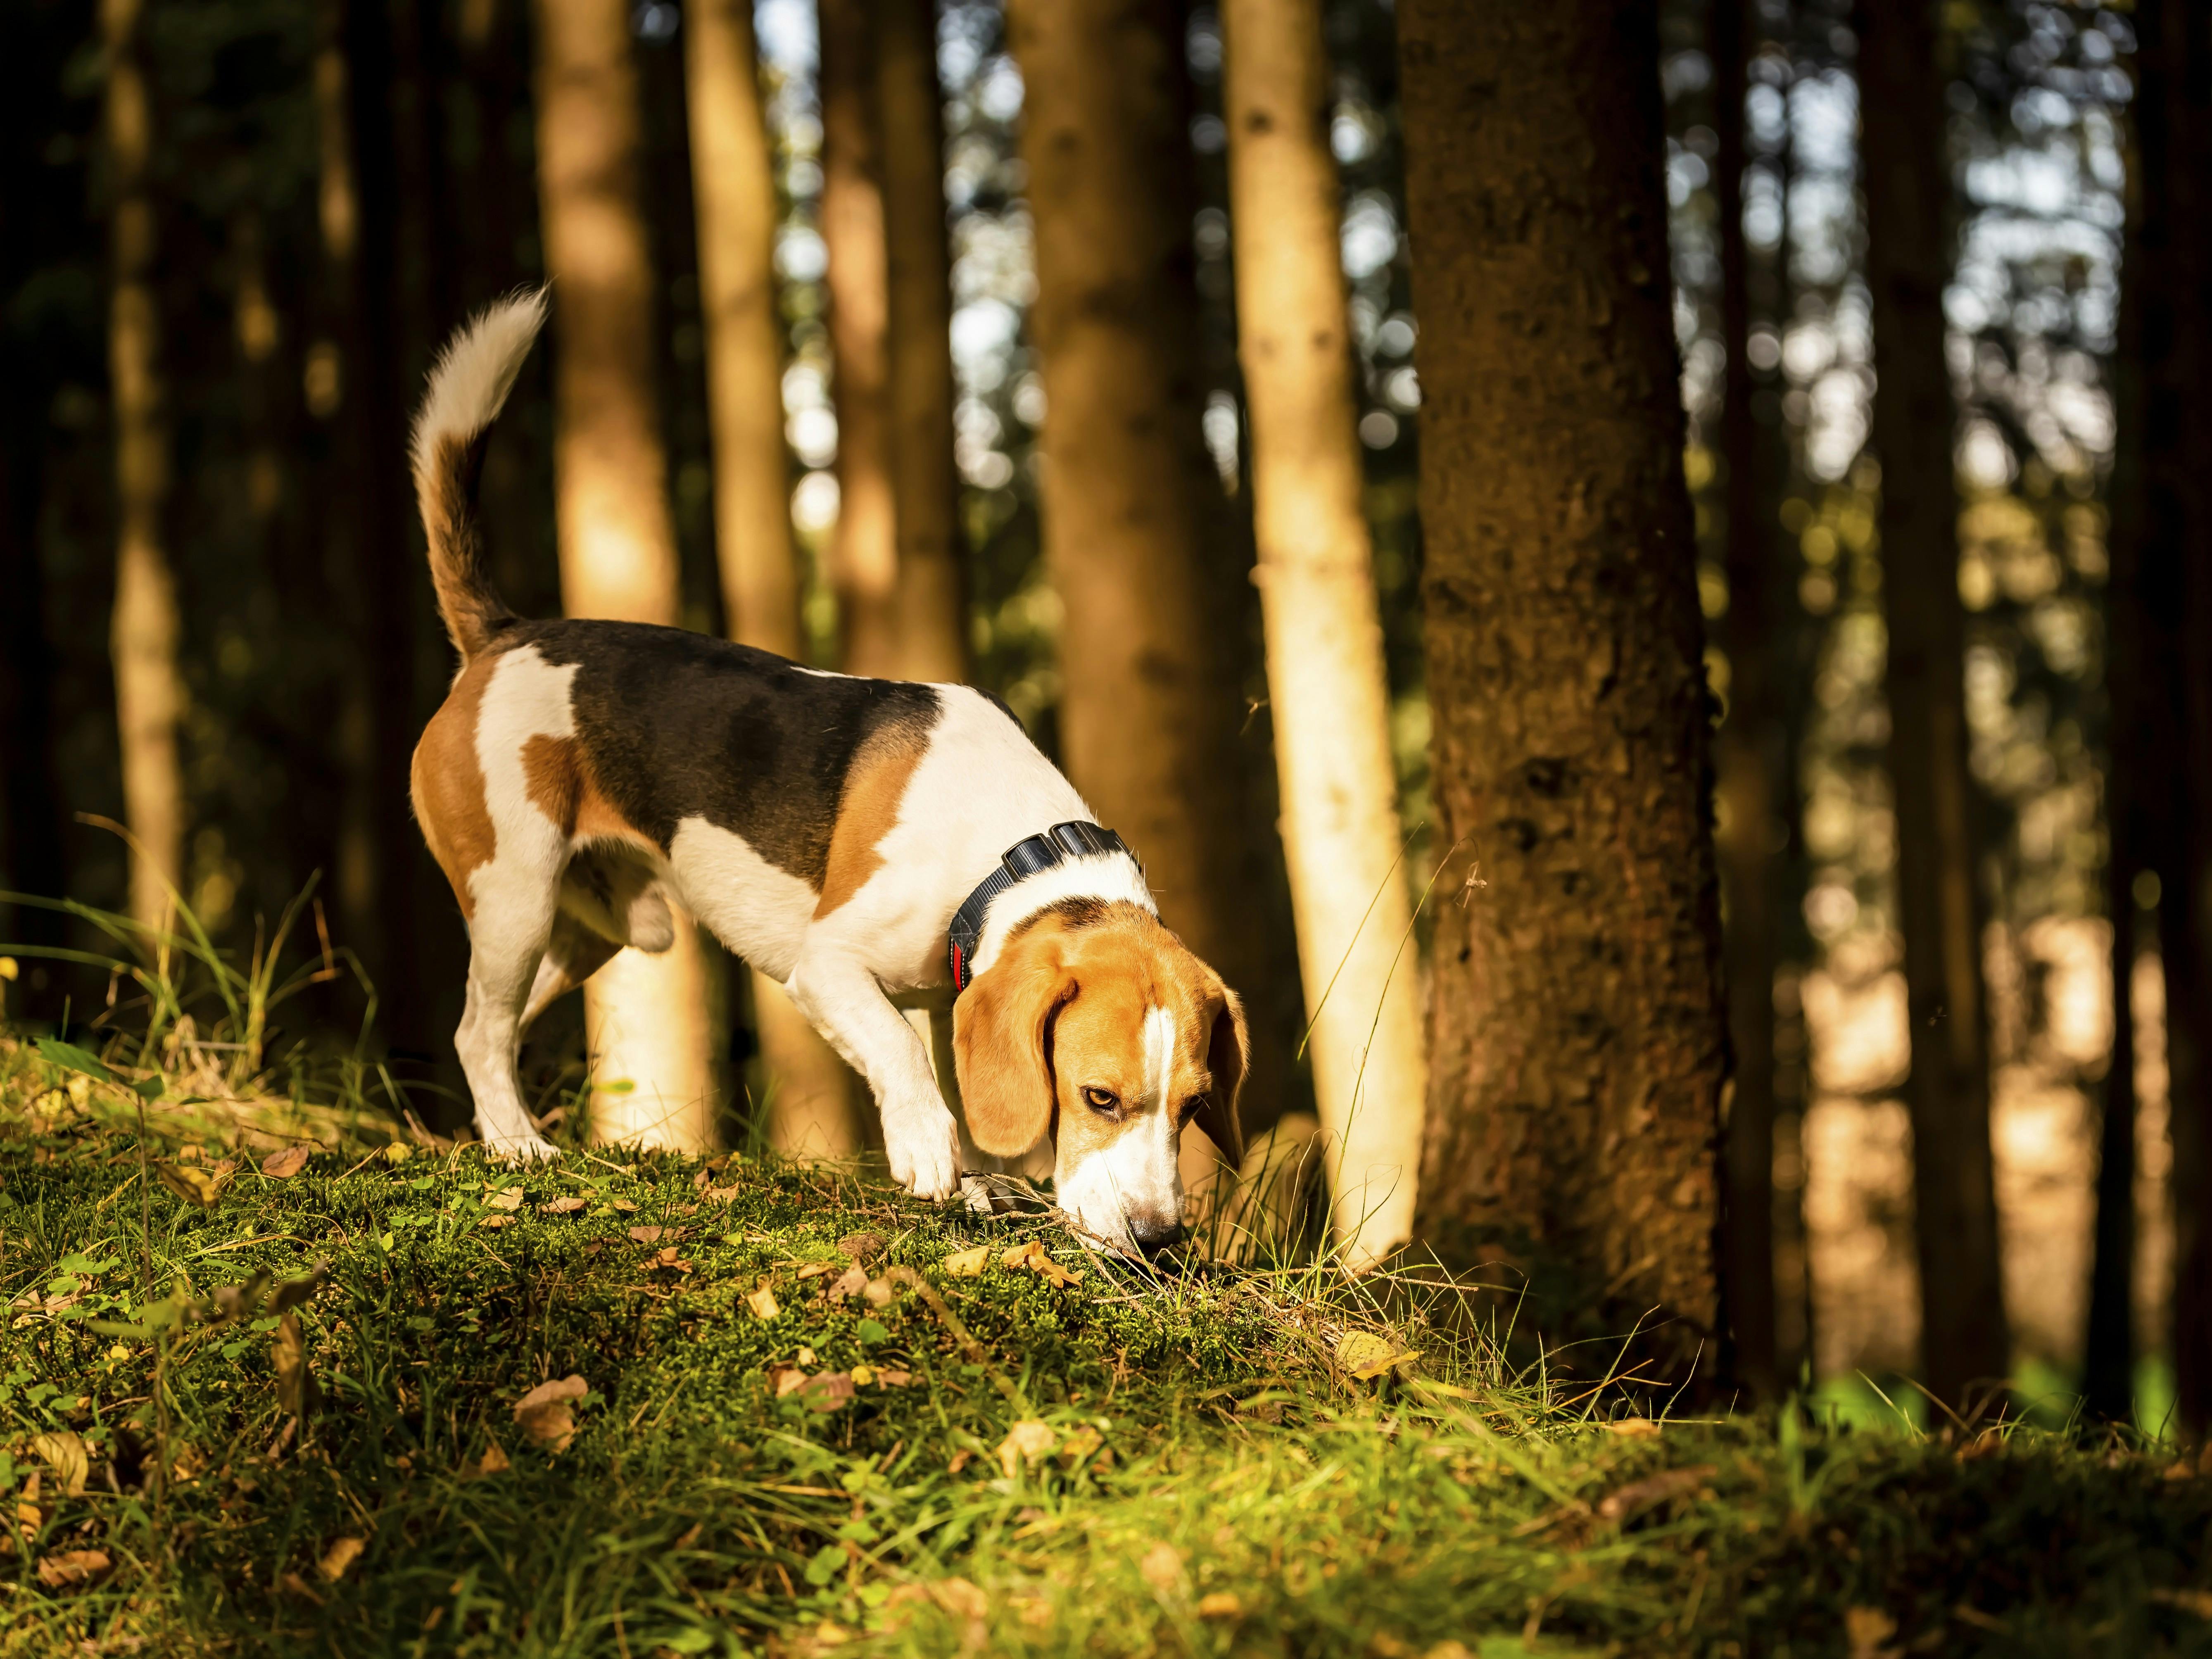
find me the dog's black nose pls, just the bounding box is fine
[1131,1219,1186,1257]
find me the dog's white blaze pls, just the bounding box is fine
[1053,1003,1186,1248]
[1142,1003,1175,1115]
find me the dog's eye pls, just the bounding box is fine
[1081,1086,1119,1115]
[1181,1095,1208,1123]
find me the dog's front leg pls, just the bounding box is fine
[785,953,961,1200]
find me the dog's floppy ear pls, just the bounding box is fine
[1197,979,1248,1167]
[954,923,1075,1157]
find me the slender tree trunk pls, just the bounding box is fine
[1398,1,1728,1367]
[533,0,720,1150]
[876,0,969,685]
[1710,0,1781,1400]
[1005,0,1295,1138]
[1220,0,1424,1266]
[684,0,867,1158]
[1856,0,2008,1412]
[102,0,185,934]
[818,0,900,678]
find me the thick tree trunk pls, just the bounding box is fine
[684,0,866,1158]
[1005,0,1294,1137]
[533,0,720,1150]
[876,0,969,685]
[1220,0,1425,1266]
[1710,0,1781,1400]
[1856,0,2009,1411]
[817,0,900,678]
[1397,1,1728,1366]
[103,0,185,935]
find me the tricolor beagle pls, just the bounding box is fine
[404,293,1246,1255]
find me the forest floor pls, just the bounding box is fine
[3,1035,2212,1658]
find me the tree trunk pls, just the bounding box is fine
[533,0,720,1150]
[817,0,900,678]
[102,0,185,935]
[1005,0,1294,1138]
[1220,0,1425,1266]
[684,0,866,1158]
[1397,0,1728,1367]
[1710,0,1781,1401]
[1856,0,2009,1411]
[876,0,970,685]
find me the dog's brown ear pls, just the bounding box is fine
[1197,979,1248,1167]
[954,924,1074,1157]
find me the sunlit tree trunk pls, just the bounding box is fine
[102,0,185,934]
[1398,0,1728,1369]
[684,0,866,1159]
[533,0,720,1150]
[876,0,969,685]
[1856,0,2008,1411]
[1005,0,1294,1138]
[1219,0,1423,1267]
[817,0,900,677]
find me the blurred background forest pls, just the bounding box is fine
[0,0,2202,1431]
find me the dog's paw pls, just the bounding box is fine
[481,1130,559,1165]
[885,1107,961,1202]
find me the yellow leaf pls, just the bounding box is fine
[746,1281,782,1321]
[275,1311,321,1417]
[1000,1239,1083,1287]
[14,1471,42,1540]
[943,1246,989,1277]
[30,1432,88,1497]
[479,1215,515,1230]
[1333,1330,1417,1380]
[260,1145,311,1179]
[995,1419,1056,1477]
[35,1548,109,1590]
[513,1374,588,1452]
[850,1364,876,1386]
[485,1188,525,1211]
[383,1142,411,1165]
[1196,1592,1243,1620]
[318,1536,366,1583]
[466,1441,511,1479]
[541,1196,587,1214]
[155,1160,225,1207]
[1604,1417,1661,1438]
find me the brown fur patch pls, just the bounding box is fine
[813,722,931,916]
[410,655,501,918]
[521,732,652,848]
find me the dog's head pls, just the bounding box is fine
[952,899,1247,1256]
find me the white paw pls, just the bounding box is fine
[480,1129,559,1164]
[885,1107,961,1201]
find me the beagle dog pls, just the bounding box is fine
[404,293,1246,1255]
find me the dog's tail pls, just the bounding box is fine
[409,288,546,661]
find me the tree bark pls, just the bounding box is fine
[684,0,866,1158]
[1220,0,1425,1266]
[818,0,900,678]
[1397,0,1727,1366]
[1710,0,1782,1401]
[1005,0,1294,1136]
[1855,0,2009,1411]
[876,0,970,685]
[533,0,720,1150]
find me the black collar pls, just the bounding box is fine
[946,820,1133,993]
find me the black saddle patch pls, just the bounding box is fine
[515,619,944,889]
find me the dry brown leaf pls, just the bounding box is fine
[1604,1417,1662,1438]
[609,1198,638,1213]
[771,1366,809,1398]
[837,1231,885,1262]
[31,1431,89,1497]
[1196,1592,1243,1620]
[628,1224,685,1244]
[746,1281,782,1321]
[699,1184,742,1205]
[478,1215,515,1231]
[1139,1542,1183,1595]
[946,1449,974,1475]
[485,1188,525,1212]
[35,1548,110,1590]
[862,1277,896,1309]
[943,1246,989,1277]
[279,1571,325,1603]
[798,1372,856,1412]
[318,1536,366,1583]
[825,1264,868,1303]
[1844,1605,1900,1659]
[797,1262,836,1281]
[540,1196,587,1215]
[514,1374,588,1452]
[155,1160,226,1207]
[1597,1464,1717,1523]
[995,1419,1056,1477]
[275,1311,320,1417]
[14,1471,42,1540]
[260,1146,311,1179]
[1001,1240,1083,1288]
[466,1441,511,1478]
[929,1578,989,1619]
[877,1368,913,1387]
[645,1245,693,1274]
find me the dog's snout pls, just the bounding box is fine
[1130,1218,1186,1257]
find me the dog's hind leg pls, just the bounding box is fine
[519,909,620,1035]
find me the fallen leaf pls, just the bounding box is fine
[1015,1595,1053,1628]
[645,1245,693,1274]
[797,1261,836,1281]
[876,1368,913,1387]
[1196,1592,1243,1620]
[746,1281,782,1321]
[851,1363,877,1386]
[629,1225,686,1244]
[946,1449,974,1475]
[699,1184,742,1205]
[31,1431,90,1497]
[261,1146,311,1179]
[1333,1330,1417,1380]
[268,1261,329,1315]
[930,1578,989,1619]
[995,1419,1056,1477]
[1057,1426,1105,1468]
[837,1231,885,1262]
[2150,1588,2212,1619]
[826,1263,868,1303]
[383,1141,412,1165]
[280,1571,326,1603]
[1420,1645,1475,1659]
[14,1471,42,1540]
[155,1160,225,1207]
[486,1188,525,1212]
[466,1441,511,1478]
[1844,1605,1900,1659]
[479,1215,515,1231]
[1001,1240,1083,1287]
[1596,1464,1717,1523]
[1604,1417,1661,1438]
[771,1366,809,1398]
[513,1374,588,1452]
[609,1198,638,1213]
[275,1311,321,1417]
[541,1196,587,1215]
[799,1372,856,1412]
[35,1548,110,1590]
[943,1246,989,1277]
[1139,1542,1183,1595]
[318,1536,366,1583]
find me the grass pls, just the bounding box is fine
[3,901,2212,1656]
